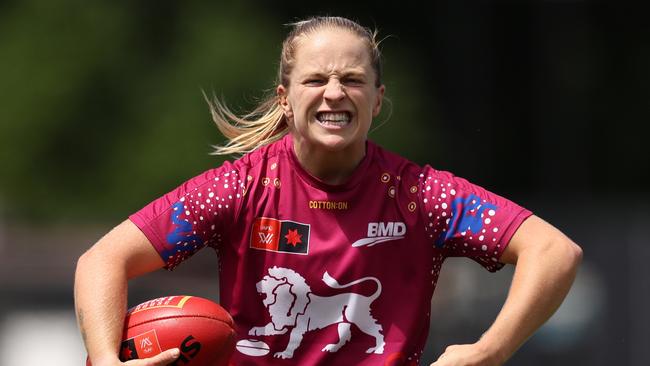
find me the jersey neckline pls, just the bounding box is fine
[283,134,375,192]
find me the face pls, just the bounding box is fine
[277,28,385,156]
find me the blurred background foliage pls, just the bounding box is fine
[0,0,440,223]
[2,1,648,224]
[2,0,649,226]
[0,1,274,222]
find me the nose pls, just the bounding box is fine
[323,78,345,101]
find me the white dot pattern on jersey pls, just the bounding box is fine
[419,173,503,272]
[165,170,244,269]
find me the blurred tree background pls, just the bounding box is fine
[1,1,648,223]
[0,1,648,365]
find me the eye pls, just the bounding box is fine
[342,77,365,86]
[303,78,326,86]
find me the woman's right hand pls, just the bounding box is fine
[75,219,172,366]
[124,348,180,365]
[91,348,180,366]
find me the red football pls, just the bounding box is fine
[86,295,236,366]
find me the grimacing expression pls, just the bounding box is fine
[278,28,385,154]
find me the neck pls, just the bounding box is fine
[292,139,366,186]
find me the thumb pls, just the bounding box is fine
[429,353,447,366]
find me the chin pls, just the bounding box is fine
[313,134,353,151]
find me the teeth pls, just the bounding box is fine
[317,112,350,124]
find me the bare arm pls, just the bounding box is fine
[431,215,583,366]
[74,220,180,366]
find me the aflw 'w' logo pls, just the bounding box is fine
[352,222,406,247]
[258,232,274,244]
[250,217,311,255]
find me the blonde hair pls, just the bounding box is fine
[208,16,384,156]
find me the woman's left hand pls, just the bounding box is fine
[430,343,502,366]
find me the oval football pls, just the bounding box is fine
[86,296,236,366]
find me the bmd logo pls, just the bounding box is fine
[352,222,406,248]
[367,222,406,237]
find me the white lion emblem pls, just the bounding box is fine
[248,266,385,359]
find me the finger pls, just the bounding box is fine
[127,348,180,366]
[149,348,180,366]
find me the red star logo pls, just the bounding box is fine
[284,229,302,246]
[120,343,134,360]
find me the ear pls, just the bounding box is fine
[372,84,385,117]
[277,85,293,120]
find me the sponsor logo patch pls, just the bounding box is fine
[250,217,310,255]
[352,222,406,247]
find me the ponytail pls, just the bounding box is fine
[205,92,288,156]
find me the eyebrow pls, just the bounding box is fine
[299,70,368,79]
